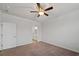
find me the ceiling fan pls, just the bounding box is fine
[30,3,53,17]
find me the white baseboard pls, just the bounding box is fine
[42,40,79,53]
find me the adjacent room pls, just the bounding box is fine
[0,3,79,56]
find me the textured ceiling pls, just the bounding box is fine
[0,3,79,22]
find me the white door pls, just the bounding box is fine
[2,23,16,49]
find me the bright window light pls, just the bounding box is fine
[34,26,38,30]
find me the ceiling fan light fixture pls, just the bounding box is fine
[30,3,53,17]
[39,11,44,15]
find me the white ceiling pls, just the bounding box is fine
[0,3,79,22]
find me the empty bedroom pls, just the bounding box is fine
[0,3,79,56]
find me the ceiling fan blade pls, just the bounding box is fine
[37,3,41,8]
[45,7,53,11]
[44,13,49,16]
[30,11,38,13]
[36,3,44,12]
[37,14,40,17]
